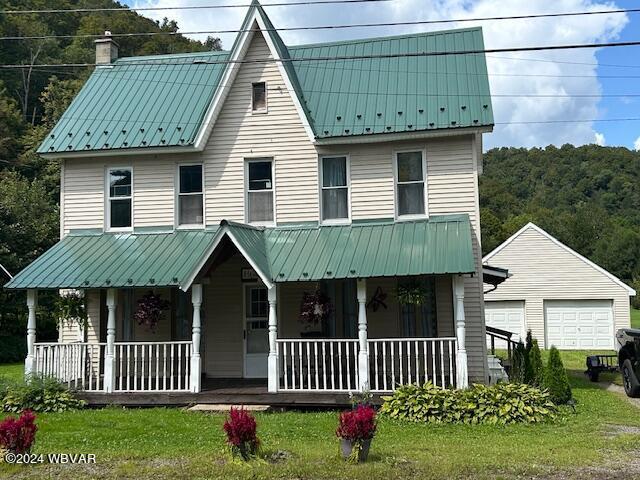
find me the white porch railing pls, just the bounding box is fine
[33,342,106,391]
[277,339,359,392]
[368,338,457,392]
[114,341,191,392]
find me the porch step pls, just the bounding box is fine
[487,355,509,385]
[188,404,272,412]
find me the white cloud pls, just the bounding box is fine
[132,0,628,149]
[594,132,606,146]
[634,136,640,151]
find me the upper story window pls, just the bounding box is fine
[107,167,132,230]
[246,159,274,224]
[252,82,267,112]
[395,150,426,218]
[320,156,349,222]
[178,164,204,226]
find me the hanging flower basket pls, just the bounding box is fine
[54,290,87,328]
[396,280,429,306]
[299,289,333,332]
[134,291,170,332]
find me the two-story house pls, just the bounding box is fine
[5,1,494,403]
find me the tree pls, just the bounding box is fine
[528,340,544,387]
[0,83,25,166]
[543,347,572,404]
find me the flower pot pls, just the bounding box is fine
[234,441,257,460]
[340,438,372,462]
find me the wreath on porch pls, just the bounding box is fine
[134,291,170,332]
[54,290,88,328]
[299,289,334,331]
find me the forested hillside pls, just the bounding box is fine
[0,0,221,358]
[480,144,640,291]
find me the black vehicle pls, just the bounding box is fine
[617,328,640,398]
[585,328,640,398]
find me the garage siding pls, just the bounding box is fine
[484,226,631,348]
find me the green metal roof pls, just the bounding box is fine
[38,2,492,154]
[5,215,475,290]
[4,230,219,290]
[289,28,492,139]
[37,51,229,154]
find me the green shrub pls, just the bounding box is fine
[380,382,557,425]
[1,375,85,413]
[529,339,544,386]
[523,330,534,383]
[510,341,526,383]
[543,347,572,404]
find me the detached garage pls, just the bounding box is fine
[483,223,635,349]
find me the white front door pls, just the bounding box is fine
[244,285,269,378]
[485,301,525,348]
[545,300,614,349]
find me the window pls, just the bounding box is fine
[107,167,132,229]
[246,159,274,224]
[395,151,426,217]
[252,82,267,112]
[321,156,349,221]
[178,164,204,226]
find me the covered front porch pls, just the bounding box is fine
[6,215,476,400]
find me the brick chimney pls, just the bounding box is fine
[94,31,119,65]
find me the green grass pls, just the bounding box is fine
[1,363,639,479]
[0,363,24,383]
[631,308,640,328]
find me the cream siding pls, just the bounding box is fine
[484,226,632,348]
[62,159,104,234]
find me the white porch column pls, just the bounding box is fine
[104,288,117,393]
[24,289,38,376]
[357,278,369,391]
[452,275,468,389]
[190,284,203,393]
[267,285,278,393]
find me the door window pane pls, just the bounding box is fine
[247,160,274,223]
[108,168,132,229]
[178,165,203,225]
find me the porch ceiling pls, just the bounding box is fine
[4,230,219,290]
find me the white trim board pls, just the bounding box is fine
[483,222,636,296]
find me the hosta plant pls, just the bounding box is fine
[2,375,85,413]
[223,408,260,460]
[0,410,37,454]
[380,382,557,425]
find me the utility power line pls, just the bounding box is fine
[2,39,640,69]
[1,7,638,40]
[0,0,391,15]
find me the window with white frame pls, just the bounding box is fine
[395,151,426,217]
[178,164,204,226]
[107,167,132,229]
[252,82,267,112]
[321,156,349,221]
[246,159,274,224]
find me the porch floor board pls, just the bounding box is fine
[78,378,358,408]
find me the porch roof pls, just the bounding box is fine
[3,230,218,290]
[5,214,476,291]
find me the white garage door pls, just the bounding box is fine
[485,301,525,348]
[545,300,614,350]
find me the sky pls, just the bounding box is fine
[131,0,640,150]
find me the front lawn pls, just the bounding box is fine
[631,308,640,328]
[0,363,24,383]
[1,365,639,479]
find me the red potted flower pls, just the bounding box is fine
[336,404,377,463]
[0,411,37,461]
[223,408,260,460]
